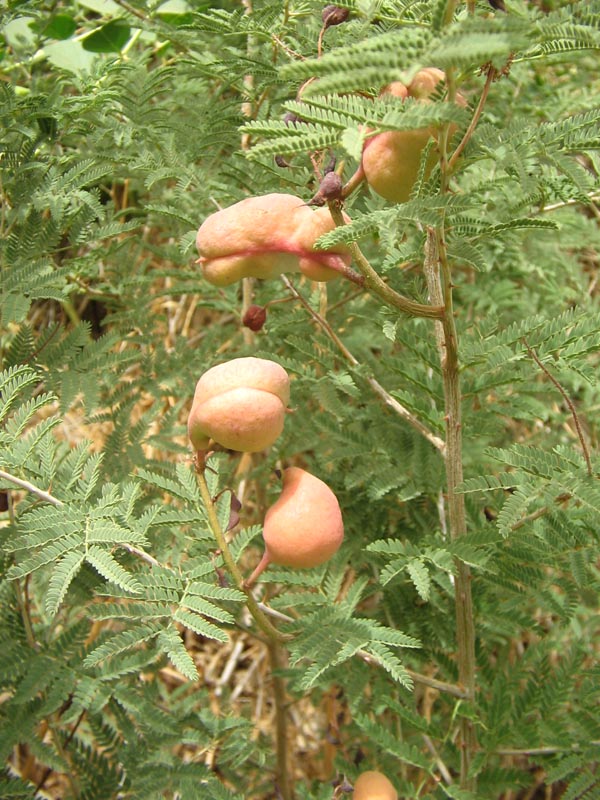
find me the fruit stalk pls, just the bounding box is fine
[268,638,293,800]
[326,203,445,319]
[195,464,293,797]
[424,228,477,790]
[195,464,289,645]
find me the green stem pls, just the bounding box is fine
[424,229,477,790]
[268,639,293,800]
[195,461,293,798]
[195,464,289,644]
[327,203,445,320]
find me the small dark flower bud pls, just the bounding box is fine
[242,304,267,332]
[227,491,242,531]
[310,171,343,206]
[322,5,349,27]
[275,154,292,168]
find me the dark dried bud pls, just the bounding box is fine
[323,153,337,175]
[242,304,267,332]
[275,154,291,168]
[322,5,349,27]
[227,491,242,531]
[310,171,343,206]
[283,111,302,126]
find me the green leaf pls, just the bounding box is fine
[173,609,229,643]
[85,545,142,593]
[82,20,131,53]
[45,550,86,617]
[33,14,78,40]
[341,126,365,161]
[84,621,164,667]
[406,559,431,601]
[157,628,198,682]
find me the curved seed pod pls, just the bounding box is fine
[196,193,352,286]
[246,467,344,585]
[353,770,398,800]
[361,69,465,204]
[187,357,290,453]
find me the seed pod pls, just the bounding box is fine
[196,193,352,285]
[246,467,344,585]
[353,770,398,800]
[361,69,466,204]
[187,357,290,453]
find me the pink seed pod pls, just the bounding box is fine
[196,193,352,285]
[353,770,398,800]
[246,467,344,585]
[361,69,465,204]
[187,357,290,453]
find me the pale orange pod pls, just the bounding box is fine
[187,357,290,453]
[246,467,344,585]
[196,193,352,286]
[353,770,398,800]
[361,68,465,204]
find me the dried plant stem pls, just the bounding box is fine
[522,338,593,477]
[424,228,477,790]
[281,275,446,454]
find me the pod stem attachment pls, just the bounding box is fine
[244,550,271,589]
[195,460,290,644]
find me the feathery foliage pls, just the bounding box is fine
[1,0,600,797]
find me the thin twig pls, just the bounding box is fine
[510,492,572,531]
[112,0,149,21]
[522,338,593,477]
[423,734,454,784]
[195,461,290,644]
[0,468,63,507]
[538,192,600,214]
[0,468,161,567]
[35,709,87,794]
[448,65,495,172]
[424,224,477,791]
[497,741,600,757]
[281,276,446,454]
[267,639,293,800]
